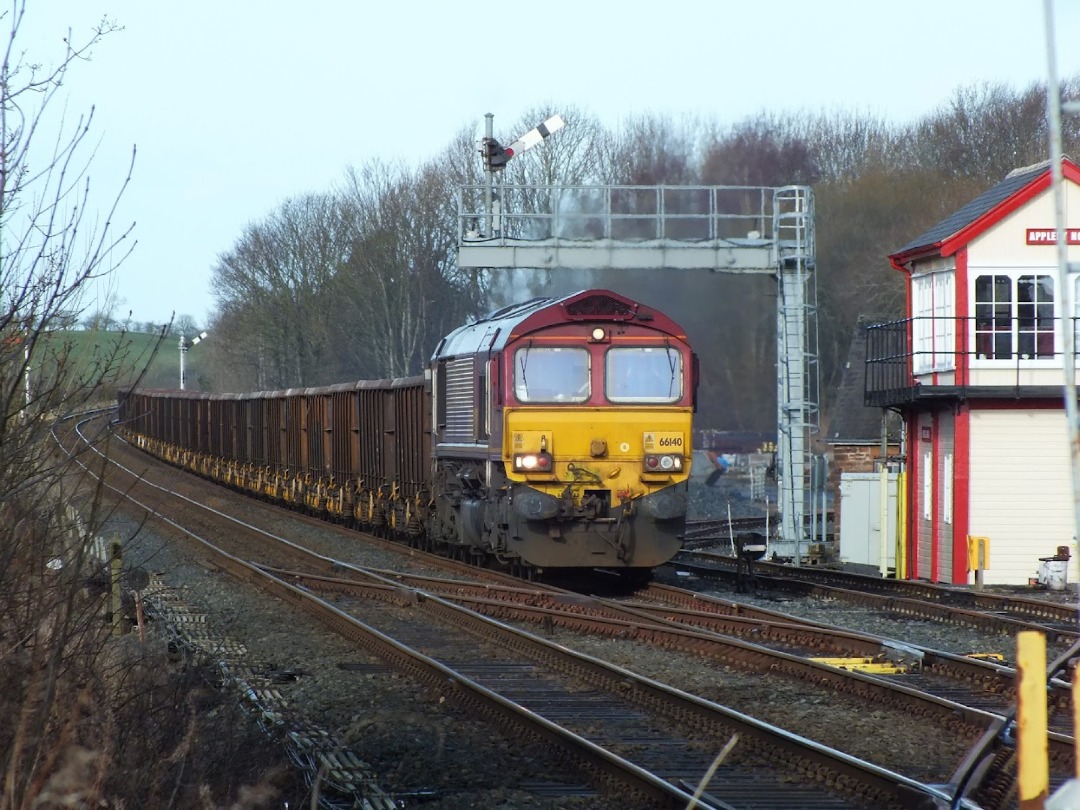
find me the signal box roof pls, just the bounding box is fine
[432,289,688,362]
[891,156,1080,263]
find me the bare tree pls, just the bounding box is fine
[333,160,472,379]
[210,193,347,388]
[206,158,480,391]
[796,110,905,182]
[0,4,147,807]
[903,79,1080,184]
[701,113,820,187]
[2,10,295,805]
[170,313,200,336]
[503,103,606,186]
[434,126,491,316]
[599,112,702,185]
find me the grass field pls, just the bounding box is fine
[29,328,186,399]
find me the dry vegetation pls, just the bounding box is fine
[0,4,292,806]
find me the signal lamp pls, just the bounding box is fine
[589,327,607,342]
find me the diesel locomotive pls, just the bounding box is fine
[118,289,697,577]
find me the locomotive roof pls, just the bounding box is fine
[432,289,687,361]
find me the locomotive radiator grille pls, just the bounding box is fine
[442,357,475,443]
[564,294,635,319]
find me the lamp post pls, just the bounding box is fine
[179,330,208,390]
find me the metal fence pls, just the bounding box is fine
[458,184,777,244]
[864,315,1080,405]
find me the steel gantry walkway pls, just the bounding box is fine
[455,174,819,560]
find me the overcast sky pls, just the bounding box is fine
[20,1,1080,328]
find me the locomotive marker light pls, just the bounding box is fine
[644,453,683,472]
[513,451,553,472]
[179,330,208,390]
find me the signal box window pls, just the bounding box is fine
[606,347,682,403]
[514,346,590,403]
[974,274,1013,359]
[1017,274,1054,358]
[974,273,1054,360]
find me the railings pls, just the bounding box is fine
[455,183,804,272]
[459,183,776,243]
[864,316,1080,407]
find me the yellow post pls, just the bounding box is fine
[110,538,123,637]
[1017,630,1048,810]
[1071,660,1080,781]
[968,536,990,590]
[896,471,908,579]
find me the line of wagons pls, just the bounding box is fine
[120,377,430,535]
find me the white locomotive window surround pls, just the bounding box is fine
[912,271,955,374]
[606,347,682,403]
[974,273,1054,361]
[514,346,590,403]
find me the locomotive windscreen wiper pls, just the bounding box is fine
[666,343,677,397]
[518,344,530,394]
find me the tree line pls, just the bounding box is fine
[200,83,1080,429]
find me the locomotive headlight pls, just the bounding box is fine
[591,327,606,341]
[514,452,553,472]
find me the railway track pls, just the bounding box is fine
[85,415,963,808]
[672,549,1080,644]
[324,569,1075,780]
[57,413,1063,808]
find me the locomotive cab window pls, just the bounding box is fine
[606,347,682,403]
[514,346,590,403]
